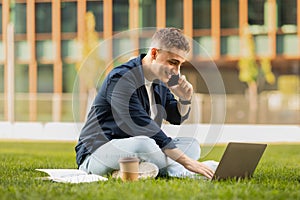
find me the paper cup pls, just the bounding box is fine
[118,157,140,181]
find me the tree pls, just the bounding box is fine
[76,12,106,119]
[238,25,275,123]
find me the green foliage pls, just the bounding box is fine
[0,141,300,200]
[278,75,300,94]
[76,12,106,89]
[260,58,275,85]
[238,58,259,83]
[238,26,275,86]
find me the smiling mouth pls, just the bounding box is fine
[165,70,180,79]
[165,71,173,79]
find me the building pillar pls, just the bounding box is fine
[77,0,88,121]
[156,0,166,28]
[211,0,220,60]
[267,0,277,59]
[78,0,87,44]
[183,0,193,58]
[103,0,113,65]
[129,0,139,57]
[3,1,11,121]
[52,0,62,121]
[239,0,248,54]
[27,0,38,121]
[297,0,300,54]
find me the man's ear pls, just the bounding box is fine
[150,48,157,60]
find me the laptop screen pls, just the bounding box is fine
[212,142,267,180]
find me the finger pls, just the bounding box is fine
[207,169,214,178]
[180,82,188,90]
[206,172,213,179]
[179,79,190,90]
[186,86,193,94]
[180,80,192,90]
[202,168,214,179]
[198,163,214,179]
[203,167,214,179]
[178,75,186,84]
[179,76,193,92]
[182,83,193,95]
[199,169,212,179]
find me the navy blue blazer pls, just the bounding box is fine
[75,54,190,166]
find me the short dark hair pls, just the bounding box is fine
[151,28,190,53]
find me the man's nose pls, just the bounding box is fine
[171,67,180,75]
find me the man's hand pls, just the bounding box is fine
[169,75,193,101]
[164,148,214,179]
[183,159,215,179]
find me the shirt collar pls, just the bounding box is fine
[144,77,152,87]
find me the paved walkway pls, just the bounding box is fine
[0,122,299,144]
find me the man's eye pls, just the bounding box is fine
[169,61,178,66]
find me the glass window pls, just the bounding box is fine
[0,65,3,92]
[62,40,79,60]
[35,3,52,33]
[221,36,240,56]
[15,3,27,34]
[193,36,213,58]
[87,1,104,32]
[254,35,269,56]
[37,64,53,93]
[139,0,156,28]
[61,2,77,33]
[0,41,4,61]
[63,63,77,93]
[61,99,73,122]
[15,64,29,93]
[36,40,53,61]
[0,4,2,34]
[193,0,211,29]
[248,0,265,25]
[276,34,299,55]
[166,0,183,29]
[221,0,239,29]
[113,0,129,31]
[15,41,30,61]
[37,98,52,122]
[15,98,29,121]
[278,0,297,27]
[113,38,133,58]
[0,65,3,121]
[0,65,3,120]
[139,37,152,53]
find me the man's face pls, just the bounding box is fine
[151,48,186,83]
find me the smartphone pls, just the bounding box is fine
[167,74,180,87]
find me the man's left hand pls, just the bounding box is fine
[169,75,193,101]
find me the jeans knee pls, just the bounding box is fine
[132,135,156,144]
[173,137,201,159]
[173,137,200,146]
[131,136,159,153]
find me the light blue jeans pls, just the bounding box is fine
[79,136,217,177]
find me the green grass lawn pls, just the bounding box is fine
[0,141,299,200]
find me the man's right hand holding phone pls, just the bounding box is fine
[168,74,193,102]
[167,73,193,116]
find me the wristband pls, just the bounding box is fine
[179,98,192,105]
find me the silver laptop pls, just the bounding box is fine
[212,142,267,180]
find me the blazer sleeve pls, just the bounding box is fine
[105,72,176,150]
[164,88,191,125]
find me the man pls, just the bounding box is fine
[75,28,216,179]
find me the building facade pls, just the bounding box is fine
[0,0,299,123]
